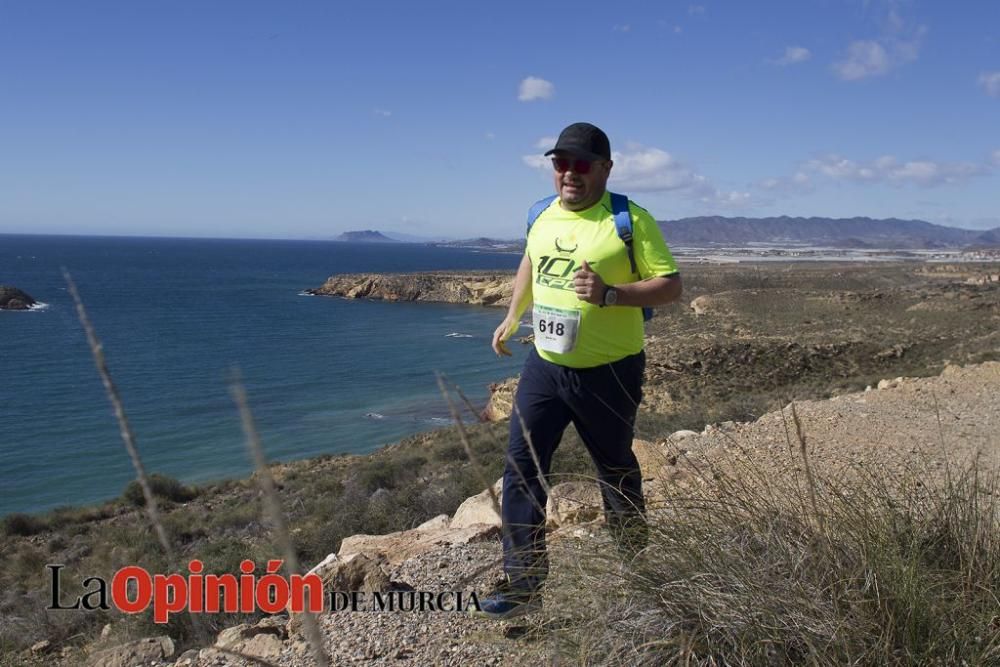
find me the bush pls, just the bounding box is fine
[121,474,197,507]
[540,449,1000,666]
[2,513,46,536]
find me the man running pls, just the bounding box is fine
[479,122,682,619]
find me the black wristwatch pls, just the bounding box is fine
[601,286,619,307]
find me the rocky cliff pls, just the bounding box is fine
[308,272,515,307]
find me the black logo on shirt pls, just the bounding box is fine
[554,237,578,254]
[535,255,580,291]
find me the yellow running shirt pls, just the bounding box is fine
[526,191,678,369]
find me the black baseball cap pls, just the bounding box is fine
[544,122,611,161]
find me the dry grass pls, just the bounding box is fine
[539,432,1000,666]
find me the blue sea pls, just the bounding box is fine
[0,235,525,516]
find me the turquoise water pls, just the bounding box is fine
[0,235,525,515]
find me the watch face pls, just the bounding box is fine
[605,288,618,305]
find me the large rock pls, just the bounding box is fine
[214,617,287,661]
[339,522,499,566]
[450,479,502,529]
[288,553,391,636]
[0,285,37,310]
[89,636,174,667]
[415,513,450,531]
[483,377,518,421]
[307,551,390,594]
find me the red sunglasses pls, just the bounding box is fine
[551,157,599,175]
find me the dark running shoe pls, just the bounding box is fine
[470,578,541,620]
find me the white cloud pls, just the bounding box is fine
[608,146,709,193]
[832,8,926,81]
[521,154,549,170]
[485,132,495,140]
[523,141,766,210]
[518,76,554,102]
[674,26,683,34]
[613,24,630,32]
[373,108,392,117]
[535,136,557,150]
[688,4,706,15]
[772,46,812,66]
[832,40,891,80]
[521,142,719,197]
[803,154,988,187]
[979,71,1000,97]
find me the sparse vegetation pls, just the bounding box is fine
[542,448,1000,666]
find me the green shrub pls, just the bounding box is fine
[121,474,197,507]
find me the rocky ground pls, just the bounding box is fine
[5,261,999,666]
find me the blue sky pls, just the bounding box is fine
[0,0,997,239]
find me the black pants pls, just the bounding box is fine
[501,347,646,592]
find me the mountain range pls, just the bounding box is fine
[336,217,1000,250]
[660,216,1000,249]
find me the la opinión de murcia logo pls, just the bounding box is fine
[47,560,481,623]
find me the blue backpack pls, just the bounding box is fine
[526,191,653,321]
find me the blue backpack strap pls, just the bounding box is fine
[609,192,637,274]
[609,191,653,321]
[526,195,558,235]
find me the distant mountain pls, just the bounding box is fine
[972,228,1000,246]
[334,230,398,243]
[658,216,1000,249]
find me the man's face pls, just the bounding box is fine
[551,152,613,211]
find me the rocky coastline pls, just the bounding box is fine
[306,272,514,307]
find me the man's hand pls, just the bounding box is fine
[573,260,607,305]
[492,316,518,356]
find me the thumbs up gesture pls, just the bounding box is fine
[573,259,607,305]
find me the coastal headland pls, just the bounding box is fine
[4,260,999,665]
[305,272,514,307]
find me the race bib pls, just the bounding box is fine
[532,304,581,354]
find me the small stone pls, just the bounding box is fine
[30,640,51,654]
